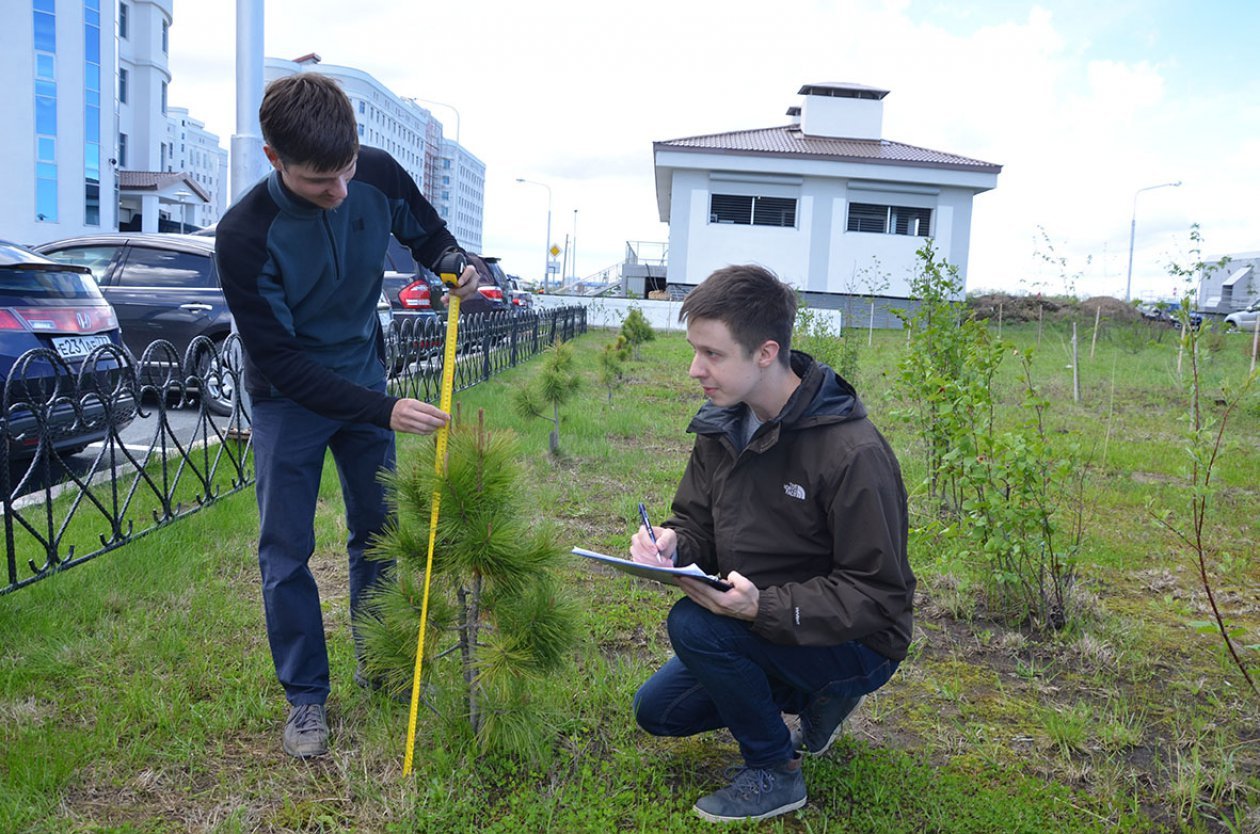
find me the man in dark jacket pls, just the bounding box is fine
[629,264,914,823]
[215,73,479,759]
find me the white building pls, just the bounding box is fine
[1,0,220,243]
[1200,253,1260,316]
[166,108,229,229]
[653,83,1001,315]
[266,55,486,252]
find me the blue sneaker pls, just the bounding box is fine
[792,693,864,755]
[693,756,806,823]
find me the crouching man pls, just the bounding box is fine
[629,265,915,823]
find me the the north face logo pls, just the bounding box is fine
[783,482,806,500]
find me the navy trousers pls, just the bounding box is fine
[633,597,899,768]
[251,395,395,706]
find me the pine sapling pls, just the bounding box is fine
[513,339,581,454]
[620,306,655,360]
[597,335,630,403]
[361,408,581,755]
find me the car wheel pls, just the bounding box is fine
[196,338,236,417]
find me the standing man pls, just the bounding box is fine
[629,265,915,823]
[215,73,479,759]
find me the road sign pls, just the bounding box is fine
[549,244,561,257]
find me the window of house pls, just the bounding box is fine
[709,194,797,228]
[161,20,168,52]
[118,132,128,167]
[846,203,932,236]
[119,2,128,38]
[118,67,128,103]
[160,80,167,114]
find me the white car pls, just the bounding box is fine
[1223,300,1260,333]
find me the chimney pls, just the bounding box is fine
[797,83,888,140]
[785,105,801,127]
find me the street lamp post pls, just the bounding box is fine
[1124,180,1181,302]
[403,96,460,145]
[515,178,552,291]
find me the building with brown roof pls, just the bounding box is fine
[652,83,1001,315]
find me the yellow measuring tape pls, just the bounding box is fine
[403,254,466,776]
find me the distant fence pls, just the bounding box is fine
[1,305,585,596]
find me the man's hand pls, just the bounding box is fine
[679,571,759,622]
[389,398,451,435]
[448,263,480,301]
[630,525,677,567]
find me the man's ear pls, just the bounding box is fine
[263,145,282,171]
[757,339,780,367]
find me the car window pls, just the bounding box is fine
[0,266,102,299]
[117,246,215,289]
[385,236,418,273]
[39,245,121,284]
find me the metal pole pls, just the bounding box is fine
[515,178,552,291]
[231,0,266,203]
[1124,181,1182,302]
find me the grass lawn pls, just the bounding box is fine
[1,319,1257,832]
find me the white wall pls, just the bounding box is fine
[530,294,843,334]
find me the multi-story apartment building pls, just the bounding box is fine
[1,0,212,243]
[266,55,486,252]
[166,107,229,229]
[2,5,483,245]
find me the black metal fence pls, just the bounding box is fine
[1,305,586,595]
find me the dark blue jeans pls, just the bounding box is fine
[633,597,899,769]
[252,394,395,706]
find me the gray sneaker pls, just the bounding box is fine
[693,756,806,823]
[792,693,864,755]
[283,703,328,758]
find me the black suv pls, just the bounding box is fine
[382,237,510,317]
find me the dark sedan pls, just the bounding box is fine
[35,232,236,415]
[1,240,135,458]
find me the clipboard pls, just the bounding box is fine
[572,547,733,592]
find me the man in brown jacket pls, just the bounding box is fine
[629,264,915,823]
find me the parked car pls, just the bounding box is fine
[1224,300,1260,333]
[382,237,512,318]
[34,232,237,415]
[1138,300,1202,329]
[0,240,135,458]
[504,273,533,309]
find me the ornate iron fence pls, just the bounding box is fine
[2,305,585,595]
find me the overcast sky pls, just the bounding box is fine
[168,0,1260,301]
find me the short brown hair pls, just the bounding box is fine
[259,73,359,172]
[680,265,797,366]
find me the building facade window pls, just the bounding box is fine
[118,1,128,37]
[161,19,168,52]
[118,132,128,167]
[709,194,797,228]
[118,66,128,103]
[161,80,167,114]
[33,0,58,222]
[846,202,932,236]
[84,0,102,225]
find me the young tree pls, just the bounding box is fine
[513,339,582,454]
[597,335,631,403]
[620,306,655,360]
[361,409,581,754]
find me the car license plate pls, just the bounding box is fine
[51,334,112,359]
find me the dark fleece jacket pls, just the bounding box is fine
[666,351,915,660]
[215,146,459,427]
